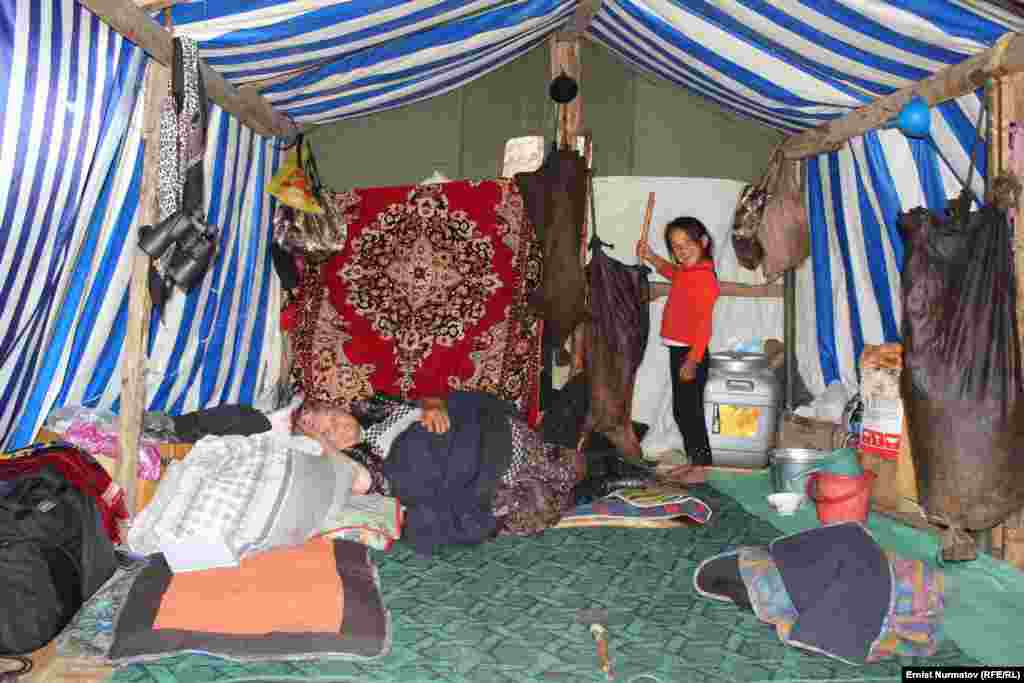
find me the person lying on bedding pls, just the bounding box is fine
[292,390,584,557]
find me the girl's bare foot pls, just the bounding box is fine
[664,464,708,485]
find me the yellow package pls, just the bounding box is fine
[267,142,324,215]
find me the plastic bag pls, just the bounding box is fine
[900,204,1024,537]
[266,141,324,215]
[272,197,349,254]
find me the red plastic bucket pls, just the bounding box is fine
[806,470,877,525]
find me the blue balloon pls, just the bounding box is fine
[889,95,931,138]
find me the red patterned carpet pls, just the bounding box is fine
[292,179,543,416]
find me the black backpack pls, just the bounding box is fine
[0,466,118,654]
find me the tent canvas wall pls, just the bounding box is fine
[3,0,1024,454]
[306,39,785,188]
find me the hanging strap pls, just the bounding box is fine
[956,91,990,226]
[587,168,612,251]
[304,140,326,201]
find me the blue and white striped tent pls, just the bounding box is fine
[2,0,1022,449]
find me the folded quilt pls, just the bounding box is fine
[107,539,390,664]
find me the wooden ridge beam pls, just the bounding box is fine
[782,31,1024,160]
[80,0,298,138]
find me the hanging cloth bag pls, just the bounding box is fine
[758,154,810,280]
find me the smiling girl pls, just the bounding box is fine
[636,216,721,466]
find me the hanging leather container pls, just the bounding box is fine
[900,204,1024,537]
[758,156,810,280]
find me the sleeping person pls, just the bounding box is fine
[292,390,584,557]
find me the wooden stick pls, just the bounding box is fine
[782,31,1023,160]
[640,192,655,245]
[117,59,167,518]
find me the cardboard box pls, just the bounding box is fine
[858,344,919,514]
[776,412,849,452]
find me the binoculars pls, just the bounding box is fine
[138,210,217,291]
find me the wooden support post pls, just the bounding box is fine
[988,70,1024,568]
[116,58,168,518]
[79,0,297,138]
[550,36,582,148]
[782,32,1023,159]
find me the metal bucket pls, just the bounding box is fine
[769,448,829,495]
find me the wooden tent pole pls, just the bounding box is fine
[985,71,1024,568]
[550,36,583,147]
[782,32,1024,160]
[79,0,297,138]
[116,56,168,518]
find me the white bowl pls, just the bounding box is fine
[767,492,803,516]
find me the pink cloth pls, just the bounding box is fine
[62,421,163,481]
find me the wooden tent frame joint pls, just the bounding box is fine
[782,31,1024,160]
[80,0,298,139]
[557,0,604,40]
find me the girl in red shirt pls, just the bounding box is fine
[636,217,720,466]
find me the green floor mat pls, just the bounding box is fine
[108,485,978,683]
[707,469,1024,668]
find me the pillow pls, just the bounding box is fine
[107,539,390,663]
[127,433,352,562]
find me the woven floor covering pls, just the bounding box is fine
[109,484,977,683]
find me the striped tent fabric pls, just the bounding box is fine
[1,1,283,450]
[4,0,1024,450]
[167,0,579,126]
[588,0,1024,394]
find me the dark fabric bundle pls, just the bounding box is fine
[383,390,515,557]
[172,404,273,442]
[515,147,588,347]
[0,467,118,655]
[769,523,891,663]
[581,240,650,462]
[900,204,1024,544]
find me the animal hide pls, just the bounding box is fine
[581,242,651,462]
[515,147,588,347]
[900,205,1024,547]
